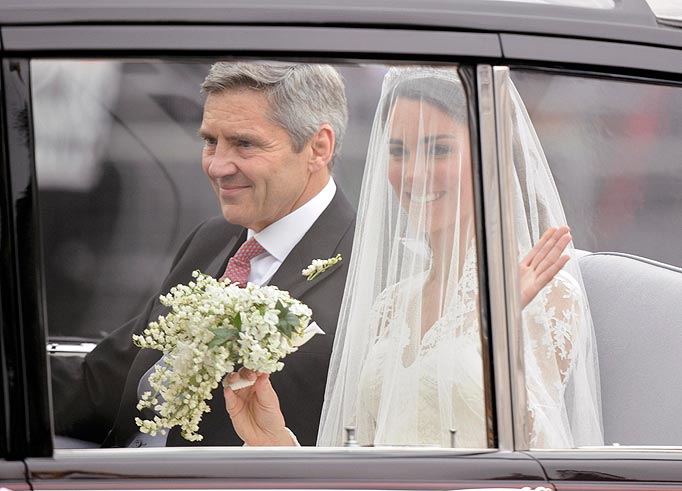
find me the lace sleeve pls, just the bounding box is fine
[522,270,585,448]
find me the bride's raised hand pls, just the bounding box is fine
[223,368,295,446]
[519,226,572,308]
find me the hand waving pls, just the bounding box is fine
[223,368,295,446]
[519,226,572,308]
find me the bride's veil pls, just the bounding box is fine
[318,65,603,448]
[504,74,603,448]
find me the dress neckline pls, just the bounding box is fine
[401,241,479,366]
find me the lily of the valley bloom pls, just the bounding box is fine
[132,270,321,442]
[302,253,343,281]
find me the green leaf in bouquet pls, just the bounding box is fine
[207,327,239,348]
[276,300,300,339]
[231,312,242,330]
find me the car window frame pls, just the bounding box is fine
[502,64,682,456]
[2,15,681,469]
[1,36,504,459]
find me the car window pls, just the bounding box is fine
[511,68,682,448]
[33,59,380,342]
[512,70,682,268]
[32,59,494,450]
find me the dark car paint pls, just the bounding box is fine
[24,449,547,489]
[534,451,682,488]
[0,0,676,49]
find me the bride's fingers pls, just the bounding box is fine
[527,228,557,269]
[535,231,572,275]
[522,227,556,267]
[534,253,570,288]
[529,226,569,270]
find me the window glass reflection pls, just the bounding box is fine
[512,70,682,268]
[512,69,682,447]
[33,60,382,341]
[36,60,491,449]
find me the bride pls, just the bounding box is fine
[224,66,603,448]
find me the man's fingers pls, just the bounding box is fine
[238,367,257,381]
[223,369,259,393]
[253,373,270,390]
[253,374,283,411]
[224,387,240,414]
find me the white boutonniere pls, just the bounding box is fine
[302,253,343,281]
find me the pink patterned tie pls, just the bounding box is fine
[221,237,265,287]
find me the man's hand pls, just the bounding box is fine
[519,226,572,308]
[223,368,296,446]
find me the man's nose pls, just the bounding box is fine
[207,143,239,177]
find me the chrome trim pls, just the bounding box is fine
[531,445,682,453]
[47,341,96,356]
[493,67,528,451]
[477,64,514,451]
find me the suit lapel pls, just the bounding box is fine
[270,189,355,299]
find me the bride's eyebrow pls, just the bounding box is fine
[389,138,404,145]
[422,134,457,143]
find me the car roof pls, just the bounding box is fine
[0,0,679,48]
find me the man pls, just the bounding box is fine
[51,62,355,447]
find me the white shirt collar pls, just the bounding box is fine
[248,178,337,262]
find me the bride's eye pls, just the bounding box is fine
[429,143,454,157]
[389,145,407,159]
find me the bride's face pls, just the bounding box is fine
[387,97,473,235]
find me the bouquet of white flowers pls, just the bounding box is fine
[132,270,322,442]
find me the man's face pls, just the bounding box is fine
[199,89,316,232]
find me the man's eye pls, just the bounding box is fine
[203,137,217,146]
[238,140,253,148]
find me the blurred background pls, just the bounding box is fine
[513,69,682,267]
[32,59,386,340]
[33,60,682,342]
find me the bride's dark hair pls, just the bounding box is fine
[380,73,468,126]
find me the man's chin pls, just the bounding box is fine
[220,207,250,228]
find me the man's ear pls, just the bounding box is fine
[307,124,335,172]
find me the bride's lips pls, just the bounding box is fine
[407,191,446,204]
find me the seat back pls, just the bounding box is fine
[578,252,682,445]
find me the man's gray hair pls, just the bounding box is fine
[201,62,348,168]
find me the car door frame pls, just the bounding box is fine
[1,7,681,490]
[0,20,552,490]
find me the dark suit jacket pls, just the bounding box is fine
[51,190,355,447]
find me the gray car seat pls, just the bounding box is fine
[578,251,682,446]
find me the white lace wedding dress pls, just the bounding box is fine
[355,244,485,447]
[355,243,591,448]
